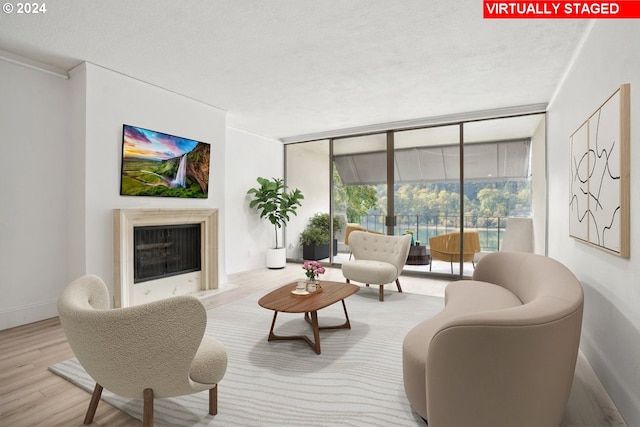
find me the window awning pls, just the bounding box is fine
[334,139,531,185]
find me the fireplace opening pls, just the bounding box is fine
[134,224,201,284]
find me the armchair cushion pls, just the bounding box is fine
[342,259,398,285]
[190,336,228,384]
[346,231,412,271]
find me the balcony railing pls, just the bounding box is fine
[353,214,510,253]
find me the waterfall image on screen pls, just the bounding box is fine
[120,124,210,198]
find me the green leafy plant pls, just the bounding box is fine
[333,167,379,222]
[299,213,345,246]
[299,226,328,246]
[247,177,304,249]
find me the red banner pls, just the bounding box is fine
[484,1,640,18]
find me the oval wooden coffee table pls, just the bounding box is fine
[258,281,359,354]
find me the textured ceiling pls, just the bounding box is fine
[0,1,589,140]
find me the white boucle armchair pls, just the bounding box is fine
[57,275,227,426]
[341,231,412,301]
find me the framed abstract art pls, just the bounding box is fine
[569,84,630,257]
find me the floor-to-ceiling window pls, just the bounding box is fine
[393,125,465,274]
[463,115,538,254]
[332,132,388,230]
[285,112,545,278]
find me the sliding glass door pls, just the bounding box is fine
[286,112,545,278]
[393,125,463,274]
[462,114,542,256]
[332,133,388,263]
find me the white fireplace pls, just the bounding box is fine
[113,208,218,307]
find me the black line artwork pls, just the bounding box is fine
[588,91,622,251]
[569,122,590,242]
[569,85,629,256]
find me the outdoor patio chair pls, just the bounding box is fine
[429,230,481,273]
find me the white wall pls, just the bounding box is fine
[531,115,546,254]
[71,63,227,297]
[68,61,87,283]
[0,60,70,329]
[1,59,290,329]
[0,59,229,330]
[285,141,332,260]
[547,21,640,426]
[225,126,283,274]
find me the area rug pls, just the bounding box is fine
[49,289,443,426]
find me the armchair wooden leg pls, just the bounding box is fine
[379,285,384,302]
[395,278,403,293]
[209,385,218,415]
[143,388,154,427]
[83,383,103,425]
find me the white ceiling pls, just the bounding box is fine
[0,1,589,141]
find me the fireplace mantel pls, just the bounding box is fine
[113,208,218,307]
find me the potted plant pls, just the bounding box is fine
[299,213,345,260]
[247,177,304,269]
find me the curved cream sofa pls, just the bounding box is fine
[402,252,584,427]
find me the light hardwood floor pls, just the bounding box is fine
[0,264,627,426]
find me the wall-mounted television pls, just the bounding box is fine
[120,124,210,198]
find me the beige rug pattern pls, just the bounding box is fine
[50,290,443,426]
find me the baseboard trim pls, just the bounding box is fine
[0,299,58,331]
[581,335,638,426]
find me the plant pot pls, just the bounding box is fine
[302,239,338,261]
[303,243,329,261]
[266,247,286,269]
